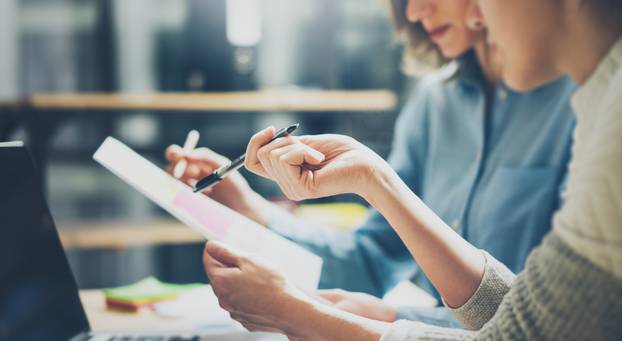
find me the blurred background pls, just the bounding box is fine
[0,0,413,289]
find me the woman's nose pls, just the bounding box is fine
[405,0,434,23]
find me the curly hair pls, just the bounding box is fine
[386,0,451,75]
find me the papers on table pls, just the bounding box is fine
[94,137,322,290]
[154,285,238,329]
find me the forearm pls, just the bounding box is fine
[281,295,389,341]
[361,167,485,308]
[266,198,405,296]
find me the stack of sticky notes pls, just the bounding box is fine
[103,277,203,312]
[294,203,368,230]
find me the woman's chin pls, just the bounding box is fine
[439,47,467,61]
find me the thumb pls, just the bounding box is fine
[245,126,276,177]
[205,241,242,268]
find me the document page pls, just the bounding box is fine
[94,137,322,290]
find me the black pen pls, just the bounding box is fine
[193,123,299,193]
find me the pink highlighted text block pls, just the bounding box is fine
[172,188,232,239]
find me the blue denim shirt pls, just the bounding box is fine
[268,54,576,327]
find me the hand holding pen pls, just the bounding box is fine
[193,123,299,193]
[165,130,274,225]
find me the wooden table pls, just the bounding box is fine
[79,290,180,332]
[79,283,436,333]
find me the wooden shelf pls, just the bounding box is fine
[59,220,204,250]
[27,89,396,112]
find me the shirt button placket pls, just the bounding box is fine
[498,88,508,101]
[450,219,462,230]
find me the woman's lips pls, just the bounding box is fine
[428,25,450,41]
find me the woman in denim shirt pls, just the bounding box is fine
[166,0,575,327]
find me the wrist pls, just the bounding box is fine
[359,162,399,208]
[282,295,389,340]
[276,290,322,339]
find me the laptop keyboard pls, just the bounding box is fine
[96,336,200,341]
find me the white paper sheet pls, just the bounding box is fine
[93,137,322,290]
[154,285,238,327]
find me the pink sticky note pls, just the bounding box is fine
[173,188,232,239]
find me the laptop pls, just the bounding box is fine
[0,142,284,341]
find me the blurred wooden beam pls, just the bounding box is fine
[28,89,397,112]
[59,220,204,250]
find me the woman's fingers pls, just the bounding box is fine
[260,143,305,197]
[165,144,184,162]
[165,145,188,179]
[245,126,276,178]
[277,145,325,199]
[166,145,230,187]
[256,137,297,187]
[203,244,244,302]
[256,136,297,164]
[205,241,243,268]
[279,144,325,166]
[315,289,346,304]
[203,248,233,276]
[256,141,325,199]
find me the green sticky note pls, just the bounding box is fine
[103,276,203,305]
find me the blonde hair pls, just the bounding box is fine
[386,0,451,76]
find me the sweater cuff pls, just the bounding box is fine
[381,320,476,341]
[445,251,515,330]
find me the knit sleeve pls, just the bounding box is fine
[444,252,515,330]
[476,232,622,339]
[381,232,622,340]
[379,252,514,340]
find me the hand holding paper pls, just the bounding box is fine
[94,137,322,290]
[203,241,307,334]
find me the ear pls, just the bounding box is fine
[465,0,486,31]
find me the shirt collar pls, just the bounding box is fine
[451,49,513,93]
[571,38,622,118]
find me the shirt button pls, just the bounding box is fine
[498,88,508,100]
[475,152,482,162]
[451,219,461,230]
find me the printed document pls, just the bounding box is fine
[94,137,322,290]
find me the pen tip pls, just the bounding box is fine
[288,123,299,132]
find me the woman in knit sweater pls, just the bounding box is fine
[203,0,622,339]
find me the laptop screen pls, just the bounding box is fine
[0,144,90,341]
